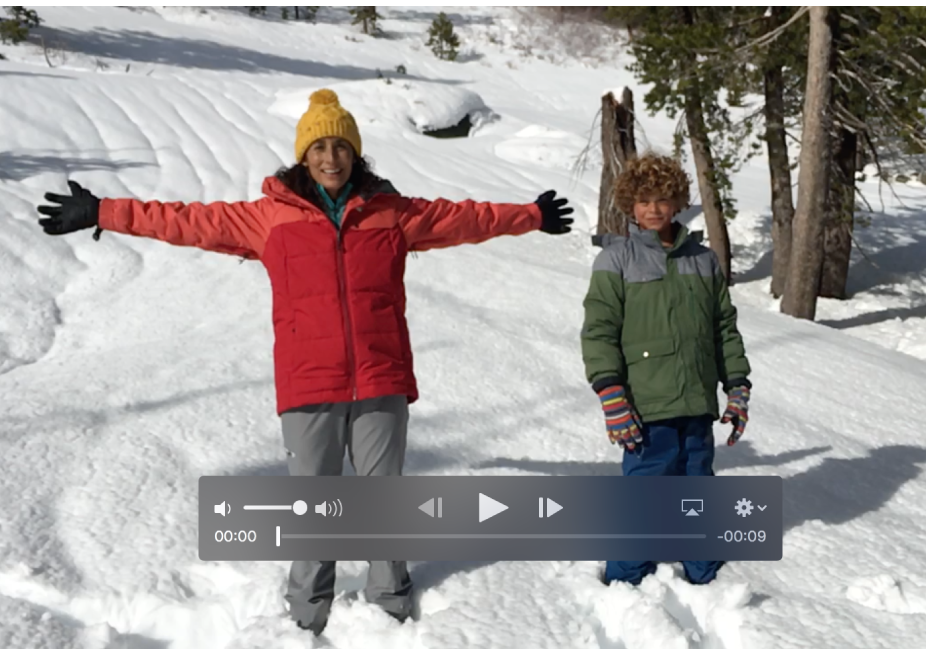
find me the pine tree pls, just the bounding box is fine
[604,7,745,280]
[781,7,834,320]
[427,12,460,61]
[1,6,41,44]
[819,8,926,299]
[349,6,381,36]
[727,7,805,297]
[247,7,266,17]
[736,7,926,300]
[293,7,319,22]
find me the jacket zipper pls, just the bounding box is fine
[336,209,358,401]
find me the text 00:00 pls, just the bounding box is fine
[215,530,257,542]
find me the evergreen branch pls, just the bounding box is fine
[832,101,869,134]
[859,128,909,214]
[732,105,765,130]
[839,61,926,150]
[854,184,874,214]
[733,6,810,55]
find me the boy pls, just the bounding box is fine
[580,152,752,586]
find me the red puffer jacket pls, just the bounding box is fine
[97,176,542,414]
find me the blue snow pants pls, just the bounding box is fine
[603,414,725,586]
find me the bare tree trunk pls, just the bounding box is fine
[764,9,795,299]
[819,126,856,298]
[684,87,732,281]
[678,7,731,281]
[597,88,637,236]
[781,6,834,320]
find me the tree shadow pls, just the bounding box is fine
[231,445,465,478]
[0,70,75,79]
[733,249,774,285]
[843,232,926,296]
[0,150,153,182]
[818,303,926,330]
[729,211,773,284]
[0,377,271,440]
[476,441,832,476]
[782,445,926,533]
[477,457,622,476]
[34,26,460,83]
[454,50,486,64]
[812,216,926,328]
[104,634,170,649]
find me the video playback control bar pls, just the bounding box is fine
[199,476,782,561]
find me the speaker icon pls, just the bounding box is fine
[214,501,230,517]
[314,499,343,517]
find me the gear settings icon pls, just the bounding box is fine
[735,498,754,517]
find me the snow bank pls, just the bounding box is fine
[270,80,497,137]
[494,125,588,170]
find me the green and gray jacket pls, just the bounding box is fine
[581,224,751,422]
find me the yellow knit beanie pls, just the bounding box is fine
[294,89,362,162]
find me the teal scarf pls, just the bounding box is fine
[317,182,353,229]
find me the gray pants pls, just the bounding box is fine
[281,395,413,630]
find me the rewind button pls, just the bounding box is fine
[539,497,563,518]
[419,497,443,518]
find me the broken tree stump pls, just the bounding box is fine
[597,87,637,238]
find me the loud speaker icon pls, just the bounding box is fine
[314,499,343,517]
[214,501,230,516]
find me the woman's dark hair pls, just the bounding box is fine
[275,155,385,207]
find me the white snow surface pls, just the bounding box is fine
[2,5,926,649]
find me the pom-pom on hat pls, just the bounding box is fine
[294,89,362,162]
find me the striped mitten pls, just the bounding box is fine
[597,385,644,451]
[721,386,750,446]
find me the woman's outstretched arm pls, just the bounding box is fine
[38,181,273,259]
[99,195,274,258]
[395,190,572,251]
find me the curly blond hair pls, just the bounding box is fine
[613,152,691,216]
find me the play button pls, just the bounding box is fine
[478,493,508,523]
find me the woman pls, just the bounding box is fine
[36,88,574,636]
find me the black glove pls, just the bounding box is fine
[535,190,574,235]
[37,180,101,236]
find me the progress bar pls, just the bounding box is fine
[280,533,706,540]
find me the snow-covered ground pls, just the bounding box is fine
[2,6,926,649]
